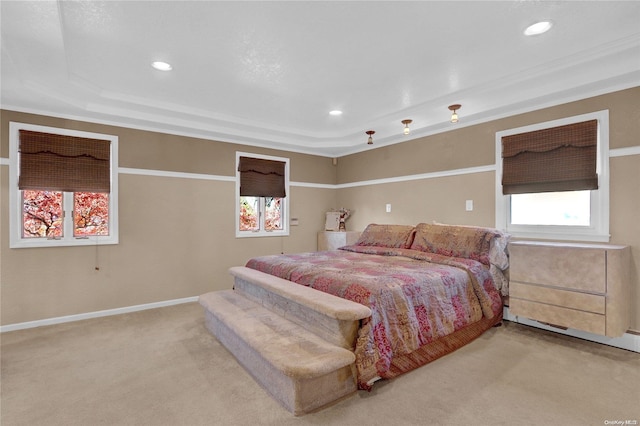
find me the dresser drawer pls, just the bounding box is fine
[509,244,606,293]
[510,298,605,335]
[510,282,605,314]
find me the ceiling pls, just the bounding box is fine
[2,1,639,157]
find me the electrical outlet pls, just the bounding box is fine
[386,204,392,213]
[465,200,473,211]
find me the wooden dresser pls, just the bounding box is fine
[317,231,360,251]
[508,241,631,337]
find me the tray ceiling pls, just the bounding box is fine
[2,1,639,157]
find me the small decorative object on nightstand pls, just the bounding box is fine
[326,208,352,232]
[325,212,340,231]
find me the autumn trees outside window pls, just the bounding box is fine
[20,191,110,239]
[236,153,289,237]
[9,123,119,248]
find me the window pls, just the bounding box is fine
[236,152,289,238]
[9,122,118,248]
[495,111,609,242]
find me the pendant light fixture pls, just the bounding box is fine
[448,104,461,123]
[366,130,375,144]
[401,119,412,135]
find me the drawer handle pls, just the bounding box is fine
[538,321,568,331]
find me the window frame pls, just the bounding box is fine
[495,110,609,242]
[9,122,119,248]
[235,151,289,238]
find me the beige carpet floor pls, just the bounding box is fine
[1,302,638,426]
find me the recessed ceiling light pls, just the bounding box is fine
[151,61,173,71]
[329,110,343,116]
[524,21,553,36]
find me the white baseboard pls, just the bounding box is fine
[503,306,640,353]
[0,296,199,333]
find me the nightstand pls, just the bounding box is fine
[317,231,360,251]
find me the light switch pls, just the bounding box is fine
[386,204,392,213]
[465,200,473,211]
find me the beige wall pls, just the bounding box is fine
[0,110,338,324]
[2,87,639,331]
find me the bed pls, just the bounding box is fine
[245,222,510,389]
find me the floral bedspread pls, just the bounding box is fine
[245,246,503,389]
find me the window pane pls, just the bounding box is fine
[22,190,63,238]
[240,196,259,231]
[264,197,282,231]
[74,192,110,236]
[511,191,591,226]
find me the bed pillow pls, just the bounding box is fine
[431,222,510,269]
[354,224,416,248]
[410,223,500,266]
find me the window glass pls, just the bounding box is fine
[264,197,283,231]
[510,191,590,226]
[74,192,110,236]
[239,196,259,231]
[22,190,63,238]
